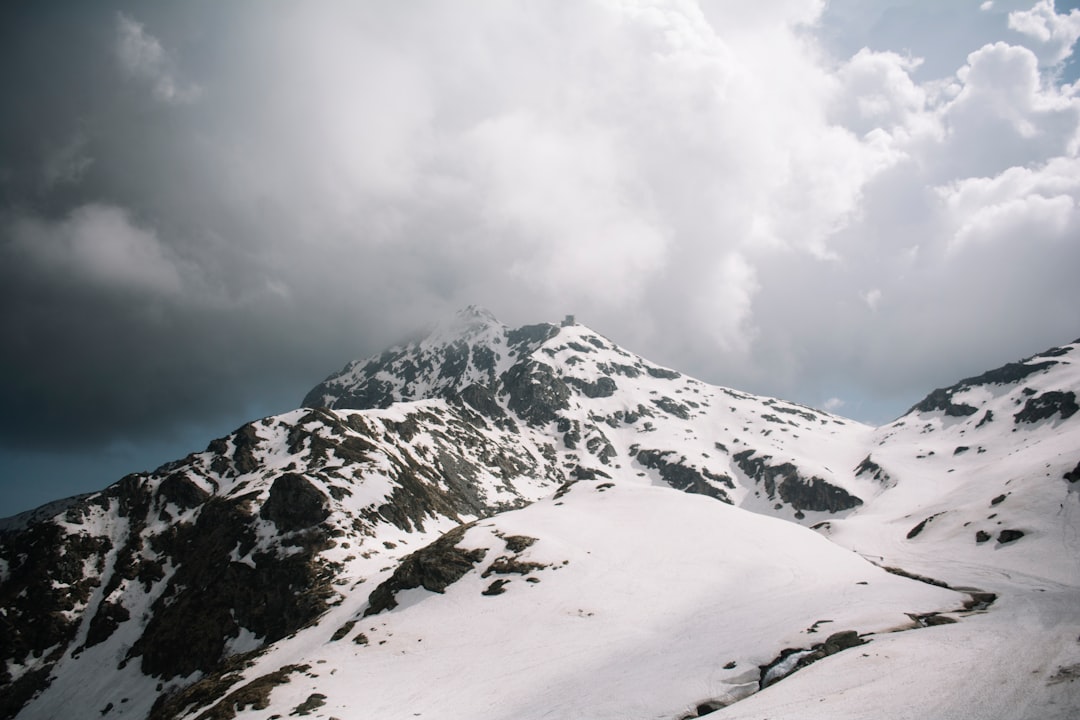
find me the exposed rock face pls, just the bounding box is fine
[776,476,863,514]
[733,450,862,513]
[909,388,979,417]
[1013,391,1078,424]
[132,495,336,679]
[3,313,1076,720]
[906,354,1062,418]
[261,474,331,532]
[0,375,564,716]
[500,361,571,427]
[636,449,733,503]
[364,525,486,616]
[854,455,893,487]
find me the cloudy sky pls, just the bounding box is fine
[2,0,1080,516]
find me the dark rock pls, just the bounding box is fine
[962,592,997,611]
[1065,461,1080,483]
[645,366,681,379]
[231,424,262,476]
[777,476,863,514]
[566,376,617,398]
[482,555,547,577]
[908,388,978,417]
[506,323,559,354]
[651,396,691,420]
[976,530,992,543]
[765,403,821,423]
[291,693,327,716]
[997,529,1025,544]
[823,630,865,655]
[854,455,891,486]
[735,450,862,513]
[501,535,537,553]
[132,497,334,679]
[330,620,357,642]
[152,663,309,720]
[260,474,330,532]
[921,614,958,626]
[1014,391,1078,424]
[0,517,113,714]
[694,700,727,716]
[158,473,209,510]
[84,600,131,649]
[636,449,732,503]
[500,361,571,427]
[882,566,950,588]
[482,579,510,596]
[456,384,515,431]
[906,513,943,539]
[364,525,486,616]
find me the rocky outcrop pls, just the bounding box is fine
[1013,391,1078,424]
[500,361,571,427]
[260,474,330,532]
[364,524,486,616]
[636,449,733,503]
[733,450,861,514]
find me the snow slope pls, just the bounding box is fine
[1,310,1077,719]
[166,482,967,720]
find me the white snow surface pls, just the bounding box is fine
[209,483,964,720]
[5,314,1080,719]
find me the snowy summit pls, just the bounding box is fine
[1,309,1078,719]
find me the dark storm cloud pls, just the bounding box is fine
[2,0,1080,514]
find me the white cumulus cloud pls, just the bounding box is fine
[1008,0,1080,66]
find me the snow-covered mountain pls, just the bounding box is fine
[1,308,1078,719]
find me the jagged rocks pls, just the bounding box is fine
[260,474,331,532]
[997,529,1025,544]
[364,524,486,616]
[759,630,866,689]
[131,497,335,679]
[158,473,210,510]
[908,388,978,417]
[149,661,310,720]
[651,396,692,419]
[636,449,733,503]
[733,450,862,514]
[906,513,943,539]
[0,520,112,716]
[854,455,893,487]
[1013,391,1078,424]
[777,476,863,514]
[565,376,617,398]
[500,361,570,427]
[506,323,559,353]
[84,599,131,649]
[455,383,516,430]
[908,358,1060,419]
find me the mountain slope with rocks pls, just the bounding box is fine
[1,309,1077,719]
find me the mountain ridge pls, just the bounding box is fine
[1,309,1078,719]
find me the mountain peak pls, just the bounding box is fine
[424,305,505,346]
[4,316,1080,720]
[301,308,563,410]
